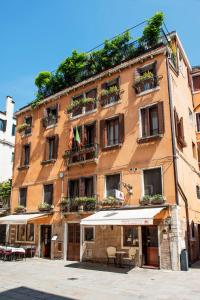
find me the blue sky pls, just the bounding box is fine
[0,0,200,111]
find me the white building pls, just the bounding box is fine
[0,96,16,182]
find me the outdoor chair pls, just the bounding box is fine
[106,246,117,265]
[3,250,13,261]
[122,248,137,269]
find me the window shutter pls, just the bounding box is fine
[53,135,59,159]
[100,120,106,149]
[86,88,97,99]
[43,138,48,161]
[119,114,125,144]
[20,145,24,167]
[101,82,108,90]
[179,117,185,141]
[174,108,179,140]
[193,75,200,92]
[196,114,200,132]
[79,178,85,197]
[158,102,164,134]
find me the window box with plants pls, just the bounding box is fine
[100,86,123,107]
[67,197,96,212]
[140,194,166,206]
[16,123,31,136]
[60,198,69,212]
[100,196,123,208]
[14,205,26,213]
[134,71,157,94]
[66,97,97,117]
[42,114,57,128]
[38,202,53,212]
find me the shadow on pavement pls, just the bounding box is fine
[65,261,134,274]
[191,260,200,269]
[0,286,76,300]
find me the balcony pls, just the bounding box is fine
[134,75,159,94]
[63,143,99,166]
[42,116,57,128]
[100,90,121,107]
[60,196,98,213]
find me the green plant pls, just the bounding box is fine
[14,205,25,213]
[60,198,69,206]
[16,123,31,133]
[66,97,96,114]
[141,12,164,47]
[151,194,165,204]
[101,85,120,97]
[140,195,151,205]
[38,202,51,210]
[0,179,12,208]
[135,71,154,84]
[101,196,120,206]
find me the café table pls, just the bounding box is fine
[116,250,126,268]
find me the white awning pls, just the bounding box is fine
[0,213,48,225]
[81,207,164,226]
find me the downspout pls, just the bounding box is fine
[166,53,191,266]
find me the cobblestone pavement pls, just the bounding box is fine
[0,258,200,300]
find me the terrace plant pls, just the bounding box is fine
[101,85,120,97]
[66,97,96,114]
[135,71,154,84]
[14,205,26,213]
[38,202,52,211]
[16,123,31,134]
[101,196,121,207]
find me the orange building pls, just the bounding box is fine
[1,30,200,270]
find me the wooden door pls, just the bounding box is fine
[41,225,52,258]
[67,223,80,261]
[142,226,159,267]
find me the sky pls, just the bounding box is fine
[0,0,200,112]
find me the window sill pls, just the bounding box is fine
[21,133,32,138]
[18,165,29,171]
[45,124,57,130]
[102,143,122,151]
[69,109,97,120]
[41,159,56,165]
[136,86,160,97]
[137,134,163,144]
[101,100,121,109]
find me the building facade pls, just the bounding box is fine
[2,31,200,270]
[0,96,15,182]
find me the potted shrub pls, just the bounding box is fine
[66,97,96,115]
[60,198,69,212]
[151,194,166,205]
[38,202,52,212]
[14,205,26,213]
[140,195,151,206]
[100,86,122,106]
[16,123,31,135]
[134,71,155,94]
[101,196,121,207]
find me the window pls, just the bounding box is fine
[17,224,34,242]
[11,152,14,163]
[188,108,193,125]
[135,62,157,94]
[143,168,162,196]
[43,135,59,162]
[44,184,53,205]
[123,226,139,247]
[84,227,94,242]
[196,185,200,199]
[196,113,200,132]
[0,119,6,132]
[192,75,200,92]
[72,89,97,117]
[43,105,58,127]
[24,116,32,134]
[101,78,120,106]
[140,102,164,139]
[174,108,187,148]
[12,124,16,136]
[100,114,124,149]
[24,144,30,166]
[192,142,197,159]
[69,177,94,198]
[19,187,27,207]
[106,174,120,197]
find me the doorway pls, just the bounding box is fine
[67,223,80,261]
[41,225,52,258]
[142,226,159,267]
[0,225,6,244]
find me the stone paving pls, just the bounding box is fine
[0,258,200,300]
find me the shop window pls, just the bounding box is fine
[17,224,34,242]
[140,102,164,139]
[106,174,120,197]
[123,226,139,247]
[100,114,124,150]
[192,75,200,92]
[196,113,200,132]
[84,227,94,242]
[143,168,162,196]
[0,119,6,132]
[19,187,27,207]
[44,184,53,205]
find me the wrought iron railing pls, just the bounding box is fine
[61,195,98,212]
[63,143,99,165]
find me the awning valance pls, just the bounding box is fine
[0,213,49,225]
[81,207,165,226]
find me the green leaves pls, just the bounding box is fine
[142,11,164,47]
[0,179,12,207]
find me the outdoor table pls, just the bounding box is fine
[0,246,25,260]
[116,251,126,268]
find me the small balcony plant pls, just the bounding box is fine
[60,198,69,212]
[66,97,96,115]
[101,196,122,208]
[38,202,53,212]
[16,123,31,135]
[100,86,122,106]
[14,205,26,213]
[140,194,166,206]
[76,197,96,211]
[139,195,151,206]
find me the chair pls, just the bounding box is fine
[122,248,137,269]
[106,247,117,265]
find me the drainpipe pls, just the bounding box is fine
[166,54,191,266]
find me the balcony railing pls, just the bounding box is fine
[63,143,99,166]
[134,76,158,94]
[100,91,120,107]
[60,195,98,212]
[42,116,57,128]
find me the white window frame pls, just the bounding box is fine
[83,226,95,243]
[141,166,163,197]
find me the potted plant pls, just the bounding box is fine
[14,205,26,213]
[16,123,31,135]
[151,194,166,205]
[101,196,121,207]
[60,198,69,212]
[140,195,151,206]
[38,202,52,212]
[66,97,96,114]
[100,86,122,106]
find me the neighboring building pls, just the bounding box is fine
[1,29,200,270]
[0,96,16,182]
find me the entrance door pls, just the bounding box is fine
[67,223,80,261]
[0,225,6,244]
[142,226,159,267]
[41,225,52,258]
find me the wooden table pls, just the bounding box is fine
[116,251,126,268]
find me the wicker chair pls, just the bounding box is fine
[106,246,117,265]
[122,248,137,269]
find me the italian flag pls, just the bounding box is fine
[75,126,81,146]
